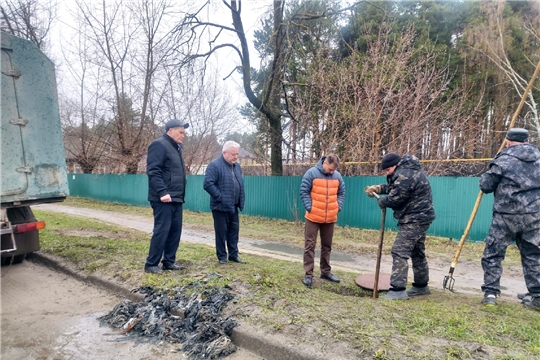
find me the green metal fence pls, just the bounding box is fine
[67,174,493,241]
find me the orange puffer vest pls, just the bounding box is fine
[305,178,341,223]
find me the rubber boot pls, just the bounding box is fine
[383,290,410,300]
[407,285,430,297]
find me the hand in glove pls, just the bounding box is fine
[377,197,386,209]
[364,185,381,198]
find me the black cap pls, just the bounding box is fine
[381,152,401,169]
[506,128,528,142]
[165,119,189,131]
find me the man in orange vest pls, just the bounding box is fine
[300,154,346,288]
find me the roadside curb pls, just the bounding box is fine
[30,252,325,360]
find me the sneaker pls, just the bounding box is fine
[383,290,410,300]
[302,277,312,288]
[482,293,497,306]
[407,285,431,297]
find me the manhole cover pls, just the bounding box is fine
[355,273,391,291]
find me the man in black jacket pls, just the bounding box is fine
[204,141,246,264]
[144,119,189,274]
[365,153,436,300]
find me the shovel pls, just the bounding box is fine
[372,193,386,298]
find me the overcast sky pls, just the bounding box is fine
[48,0,272,133]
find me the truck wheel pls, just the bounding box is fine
[1,254,25,266]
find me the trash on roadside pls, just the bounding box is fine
[98,283,238,359]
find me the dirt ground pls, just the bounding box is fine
[0,260,262,359]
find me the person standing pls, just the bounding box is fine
[479,128,540,310]
[204,141,246,264]
[300,154,346,288]
[144,119,189,274]
[364,152,435,300]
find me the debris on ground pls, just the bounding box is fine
[98,279,238,359]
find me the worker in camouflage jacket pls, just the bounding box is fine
[479,128,540,310]
[364,153,435,300]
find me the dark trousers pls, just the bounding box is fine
[303,220,335,278]
[390,223,431,291]
[145,201,183,267]
[482,212,540,295]
[212,209,240,261]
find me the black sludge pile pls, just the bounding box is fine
[98,284,239,359]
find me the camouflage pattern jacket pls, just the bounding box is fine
[479,143,540,215]
[380,155,436,225]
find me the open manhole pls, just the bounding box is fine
[355,273,391,291]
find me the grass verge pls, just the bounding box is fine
[58,197,521,264]
[34,202,539,360]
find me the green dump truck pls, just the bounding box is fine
[1,31,69,264]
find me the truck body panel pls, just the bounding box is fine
[1,31,69,261]
[1,32,69,207]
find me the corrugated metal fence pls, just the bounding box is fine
[67,174,493,241]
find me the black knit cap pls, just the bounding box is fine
[381,152,401,170]
[506,128,528,142]
[165,119,190,131]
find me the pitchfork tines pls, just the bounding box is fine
[443,267,456,292]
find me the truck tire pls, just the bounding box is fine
[1,206,40,263]
[1,254,26,266]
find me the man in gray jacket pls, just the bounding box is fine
[479,128,540,310]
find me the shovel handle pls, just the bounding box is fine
[373,205,386,298]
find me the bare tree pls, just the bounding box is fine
[293,24,483,176]
[72,0,183,173]
[464,1,540,135]
[157,64,237,174]
[0,0,57,51]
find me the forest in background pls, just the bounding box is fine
[2,0,539,176]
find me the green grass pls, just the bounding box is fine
[34,203,540,359]
[57,197,522,265]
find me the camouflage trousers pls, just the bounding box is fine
[482,212,540,296]
[390,222,431,291]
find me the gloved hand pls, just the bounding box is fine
[377,197,386,209]
[364,185,381,198]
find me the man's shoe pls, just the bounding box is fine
[320,273,340,283]
[518,292,533,304]
[163,263,185,271]
[383,290,410,300]
[144,266,163,274]
[523,296,540,311]
[482,293,497,306]
[302,277,312,288]
[219,259,228,264]
[407,285,431,297]
[228,256,246,264]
